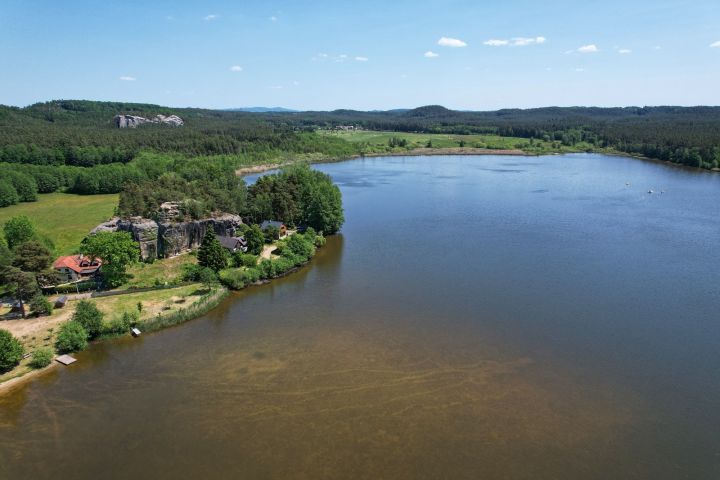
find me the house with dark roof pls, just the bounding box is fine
[260,220,288,239]
[52,254,102,283]
[217,235,248,253]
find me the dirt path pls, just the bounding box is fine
[1,308,73,340]
[260,244,277,261]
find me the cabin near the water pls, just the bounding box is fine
[217,235,248,253]
[260,220,288,239]
[52,254,102,283]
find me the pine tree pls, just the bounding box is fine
[197,230,227,272]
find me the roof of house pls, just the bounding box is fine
[217,235,246,250]
[52,255,102,274]
[260,220,285,230]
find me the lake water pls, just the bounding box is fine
[1,154,719,479]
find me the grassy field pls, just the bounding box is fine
[124,253,197,289]
[0,193,118,255]
[320,130,598,155]
[93,284,205,320]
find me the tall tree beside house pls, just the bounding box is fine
[244,225,265,255]
[198,230,228,272]
[11,241,52,272]
[80,231,140,288]
[3,215,35,250]
[0,266,38,318]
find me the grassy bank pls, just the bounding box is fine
[0,192,118,255]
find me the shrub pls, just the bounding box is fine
[103,310,139,336]
[0,329,24,372]
[29,347,54,369]
[55,321,88,354]
[284,233,315,259]
[219,268,262,290]
[232,252,258,268]
[244,224,264,255]
[72,300,104,339]
[29,294,53,317]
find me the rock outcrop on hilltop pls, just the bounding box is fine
[113,114,184,128]
[92,207,243,261]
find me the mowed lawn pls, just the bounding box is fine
[0,193,118,255]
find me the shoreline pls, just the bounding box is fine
[0,238,322,395]
[236,147,719,177]
[235,147,531,176]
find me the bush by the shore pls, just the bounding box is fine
[29,347,54,369]
[0,329,24,373]
[55,321,88,354]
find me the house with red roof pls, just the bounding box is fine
[52,254,102,284]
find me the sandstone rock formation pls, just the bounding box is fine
[92,213,243,261]
[113,114,184,128]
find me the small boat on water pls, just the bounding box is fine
[648,189,654,194]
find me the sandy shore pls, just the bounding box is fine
[0,362,58,395]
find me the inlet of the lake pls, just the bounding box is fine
[1,154,719,479]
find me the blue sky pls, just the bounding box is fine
[1,0,719,110]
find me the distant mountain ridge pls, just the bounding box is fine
[224,107,298,113]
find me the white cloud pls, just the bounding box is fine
[574,68,585,72]
[710,40,720,48]
[618,48,632,54]
[355,56,369,62]
[119,76,136,81]
[577,44,599,53]
[204,14,218,21]
[511,36,545,46]
[270,16,278,21]
[292,80,300,86]
[484,36,545,47]
[229,65,243,72]
[269,85,284,90]
[424,50,439,58]
[438,37,467,48]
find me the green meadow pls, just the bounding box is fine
[0,193,118,255]
[320,130,599,155]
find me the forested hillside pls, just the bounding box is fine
[265,105,720,170]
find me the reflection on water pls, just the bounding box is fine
[1,154,720,479]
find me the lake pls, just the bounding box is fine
[1,154,719,479]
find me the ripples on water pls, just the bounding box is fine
[1,154,719,479]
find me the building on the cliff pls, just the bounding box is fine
[52,254,102,283]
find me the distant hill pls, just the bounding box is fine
[224,107,298,113]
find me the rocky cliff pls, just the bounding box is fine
[114,114,184,128]
[92,214,243,261]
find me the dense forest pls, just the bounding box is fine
[0,100,718,211]
[263,105,720,170]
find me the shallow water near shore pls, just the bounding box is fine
[1,154,719,479]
